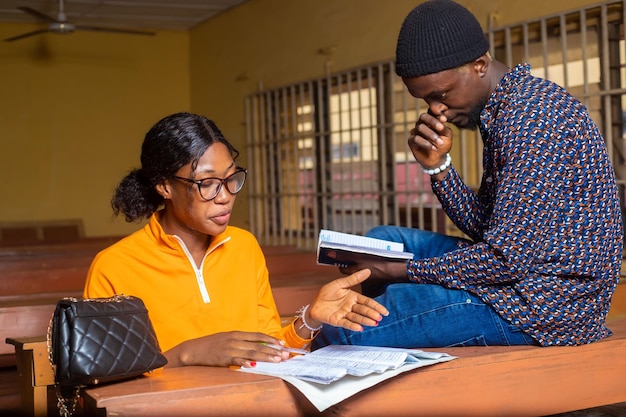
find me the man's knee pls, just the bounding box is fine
[365,225,396,239]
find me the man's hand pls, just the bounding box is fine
[409,112,453,169]
[326,249,409,280]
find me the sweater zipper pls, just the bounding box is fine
[172,235,231,304]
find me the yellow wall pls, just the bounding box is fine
[0,0,602,237]
[0,23,190,236]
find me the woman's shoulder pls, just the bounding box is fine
[90,226,151,264]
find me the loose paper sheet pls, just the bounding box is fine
[281,358,454,411]
[239,345,456,411]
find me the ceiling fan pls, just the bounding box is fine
[4,0,156,42]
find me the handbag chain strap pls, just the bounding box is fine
[46,295,131,416]
[47,311,82,417]
[54,386,81,417]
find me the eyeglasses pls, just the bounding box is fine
[173,167,247,201]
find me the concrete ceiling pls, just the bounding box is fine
[0,0,249,35]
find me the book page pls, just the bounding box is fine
[318,230,405,252]
[317,230,413,266]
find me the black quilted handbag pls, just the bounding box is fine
[48,295,167,416]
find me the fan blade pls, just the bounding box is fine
[3,28,50,42]
[18,6,58,23]
[74,25,156,36]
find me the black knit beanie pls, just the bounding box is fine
[395,0,489,78]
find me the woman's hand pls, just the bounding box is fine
[164,331,290,368]
[308,269,390,332]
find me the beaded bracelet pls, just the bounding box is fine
[296,304,323,338]
[422,153,452,175]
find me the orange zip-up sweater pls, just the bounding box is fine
[83,212,310,352]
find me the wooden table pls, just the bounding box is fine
[83,366,313,416]
[82,318,626,417]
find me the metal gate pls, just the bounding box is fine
[245,0,626,250]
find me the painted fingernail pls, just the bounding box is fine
[250,361,256,367]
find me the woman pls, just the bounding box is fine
[83,112,388,368]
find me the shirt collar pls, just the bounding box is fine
[149,210,231,253]
[480,63,532,138]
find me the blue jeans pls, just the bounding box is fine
[311,226,538,349]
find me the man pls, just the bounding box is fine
[312,0,623,349]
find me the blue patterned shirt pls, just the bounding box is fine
[407,64,623,346]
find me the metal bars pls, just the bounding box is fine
[245,62,449,249]
[246,0,625,249]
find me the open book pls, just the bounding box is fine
[239,345,455,411]
[317,229,413,267]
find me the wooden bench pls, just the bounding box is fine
[5,337,54,417]
[0,238,124,414]
[6,314,626,416]
[0,219,85,247]
[4,316,619,417]
[0,238,122,362]
[6,240,626,416]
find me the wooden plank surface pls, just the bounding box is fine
[0,304,57,356]
[81,318,626,417]
[83,367,308,417]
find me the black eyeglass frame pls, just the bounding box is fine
[173,167,247,201]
